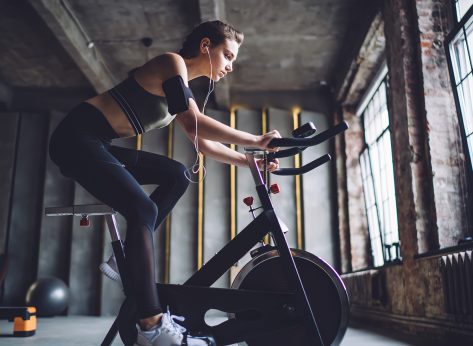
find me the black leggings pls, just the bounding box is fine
[49,102,189,318]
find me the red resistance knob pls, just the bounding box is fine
[243,196,254,206]
[80,215,90,227]
[270,184,280,194]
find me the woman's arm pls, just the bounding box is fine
[176,124,280,170]
[175,119,247,165]
[196,138,279,170]
[159,53,280,149]
[176,101,281,149]
[197,138,247,166]
[175,99,263,146]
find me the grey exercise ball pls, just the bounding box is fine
[25,277,70,317]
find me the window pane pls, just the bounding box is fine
[468,134,473,170]
[449,9,473,177]
[380,84,389,129]
[369,207,383,267]
[450,32,462,85]
[368,177,374,206]
[457,74,473,134]
[361,149,385,267]
[375,101,382,135]
[452,31,471,81]
[381,136,390,199]
[450,38,461,82]
[466,74,473,135]
[383,201,390,239]
[457,0,473,21]
[466,17,473,71]
[365,104,373,144]
[381,134,397,245]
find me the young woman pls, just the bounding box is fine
[49,20,280,346]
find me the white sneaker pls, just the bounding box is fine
[99,254,121,282]
[134,309,215,346]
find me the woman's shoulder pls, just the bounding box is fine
[134,53,188,91]
[149,52,185,69]
[160,52,184,61]
[142,52,187,80]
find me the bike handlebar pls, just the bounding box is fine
[267,147,307,160]
[266,121,348,176]
[268,121,348,148]
[272,154,331,176]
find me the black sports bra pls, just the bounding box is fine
[109,75,194,134]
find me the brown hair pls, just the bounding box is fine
[178,20,244,58]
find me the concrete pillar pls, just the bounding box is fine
[203,109,231,289]
[38,111,74,282]
[68,183,103,315]
[342,107,370,270]
[301,110,338,267]
[415,0,471,246]
[0,113,20,257]
[334,108,352,273]
[0,81,12,109]
[169,123,199,284]
[235,108,262,267]
[268,108,297,249]
[383,0,438,316]
[4,112,49,305]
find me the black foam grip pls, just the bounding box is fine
[271,154,331,176]
[268,121,349,148]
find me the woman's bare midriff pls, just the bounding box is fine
[84,57,171,138]
[85,93,136,138]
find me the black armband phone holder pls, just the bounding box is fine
[162,75,195,115]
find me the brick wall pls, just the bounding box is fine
[416,0,471,247]
[337,0,473,341]
[335,107,352,273]
[342,107,371,270]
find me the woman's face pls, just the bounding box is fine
[206,39,239,82]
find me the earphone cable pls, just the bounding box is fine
[184,46,214,183]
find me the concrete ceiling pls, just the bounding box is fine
[0,0,379,106]
[0,0,89,89]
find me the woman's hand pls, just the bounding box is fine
[257,158,280,172]
[256,130,282,151]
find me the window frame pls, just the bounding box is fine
[452,0,473,23]
[357,63,402,268]
[445,1,473,190]
[359,146,385,266]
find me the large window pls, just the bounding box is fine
[447,1,473,174]
[358,65,400,267]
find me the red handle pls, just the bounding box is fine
[270,184,280,194]
[243,196,254,206]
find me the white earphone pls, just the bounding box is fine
[202,44,214,114]
[184,43,214,184]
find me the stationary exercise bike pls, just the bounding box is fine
[46,120,349,346]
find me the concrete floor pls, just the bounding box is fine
[0,316,448,346]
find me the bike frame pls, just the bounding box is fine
[96,150,324,346]
[46,122,349,346]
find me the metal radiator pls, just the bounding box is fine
[440,251,473,316]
